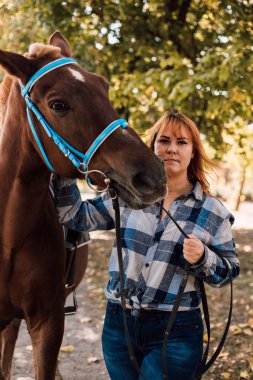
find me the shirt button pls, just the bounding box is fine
[145,263,150,268]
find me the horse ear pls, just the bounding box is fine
[49,31,72,57]
[0,49,34,82]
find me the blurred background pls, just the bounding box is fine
[0,0,252,211]
[0,2,252,379]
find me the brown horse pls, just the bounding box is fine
[0,31,166,379]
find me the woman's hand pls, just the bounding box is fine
[183,234,205,265]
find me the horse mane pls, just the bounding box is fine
[0,43,61,113]
[0,75,13,112]
[25,43,61,59]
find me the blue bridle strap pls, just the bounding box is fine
[84,119,128,165]
[21,58,77,98]
[20,58,128,172]
[26,104,55,172]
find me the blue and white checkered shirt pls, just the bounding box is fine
[54,179,239,311]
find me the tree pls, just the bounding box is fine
[1,0,252,157]
[222,120,253,210]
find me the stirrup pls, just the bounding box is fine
[64,289,78,316]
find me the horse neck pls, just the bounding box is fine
[0,82,52,248]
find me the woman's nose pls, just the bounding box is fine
[166,145,177,153]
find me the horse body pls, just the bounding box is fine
[0,32,166,379]
[0,100,66,378]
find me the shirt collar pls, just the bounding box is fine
[190,181,203,201]
[173,181,203,202]
[155,181,204,209]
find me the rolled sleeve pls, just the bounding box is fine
[191,215,239,287]
[53,177,115,232]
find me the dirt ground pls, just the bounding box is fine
[10,205,253,380]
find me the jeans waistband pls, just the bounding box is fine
[107,301,200,319]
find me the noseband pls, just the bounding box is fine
[20,57,128,181]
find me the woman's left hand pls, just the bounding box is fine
[183,234,205,265]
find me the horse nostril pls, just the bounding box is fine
[132,172,164,195]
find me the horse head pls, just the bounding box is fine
[0,31,166,209]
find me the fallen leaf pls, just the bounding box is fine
[238,323,249,328]
[219,351,230,358]
[243,328,253,336]
[240,370,250,379]
[249,355,253,372]
[221,373,231,379]
[248,318,253,327]
[80,317,92,323]
[87,356,100,364]
[203,333,214,343]
[60,345,75,353]
[230,325,242,335]
[232,328,242,335]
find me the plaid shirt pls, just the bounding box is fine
[54,179,239,311]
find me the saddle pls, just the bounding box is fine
[64,228,90,287]
[64,227,90,316]
[49,177,91,315]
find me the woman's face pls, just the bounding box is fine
[154,123,194,178]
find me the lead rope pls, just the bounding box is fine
[161,207,192,380]
[195,255,233,379]
[110,189,149,380]
[161,207,233,380]
[110,189,233,380]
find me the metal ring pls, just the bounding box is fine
[85,169,110,193]
[77,162,88,175]
[108,189,118,200]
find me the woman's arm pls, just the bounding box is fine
[52,177,115,232]
[188,215,239,287]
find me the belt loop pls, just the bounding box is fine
[131,307,141,318]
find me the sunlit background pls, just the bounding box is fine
[0,2,253,379]
[0,0,252,212]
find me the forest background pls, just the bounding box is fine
[0,0,253,209]
[0,1,253,380]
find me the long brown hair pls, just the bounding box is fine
[146,111,218,194]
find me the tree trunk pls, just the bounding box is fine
[234,165,247,211]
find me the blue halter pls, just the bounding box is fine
[20,57,128,173]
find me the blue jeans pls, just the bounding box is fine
[102,302,203,380]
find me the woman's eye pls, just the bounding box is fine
[50,101,69,112]
[178,140,187,144]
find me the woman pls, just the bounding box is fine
[54,111,239,380]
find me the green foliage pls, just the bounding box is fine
[0,0,252,160]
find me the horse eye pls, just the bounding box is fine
[50,101,69,112]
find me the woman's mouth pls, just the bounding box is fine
[164,158,179,163]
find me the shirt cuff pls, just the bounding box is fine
[190,246,216,273]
